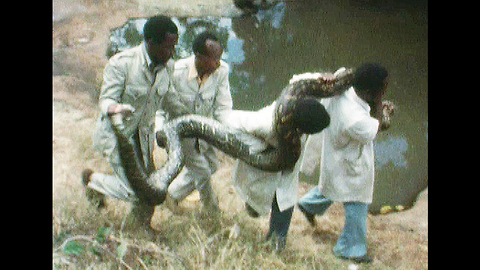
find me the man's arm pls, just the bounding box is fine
[346,113,380,145]
[99,58,126,116]
[213,64,234,123]
[377,100,395,131]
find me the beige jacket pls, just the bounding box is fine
[168,55,233,156]
[93,43,186,167]
[171,55,232,122]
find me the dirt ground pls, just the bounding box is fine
[53,0,427,269]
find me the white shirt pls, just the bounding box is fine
[171,55,233,122]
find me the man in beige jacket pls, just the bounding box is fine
[165,32,233,213]
[82,15,187,235]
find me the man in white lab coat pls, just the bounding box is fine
[165,32,233,212]
[226,97,330,252]
[298,63,390,263]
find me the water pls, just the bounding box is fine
[107,0,428,213]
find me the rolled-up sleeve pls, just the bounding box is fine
[213,65,233,123]
[98,58,126,115]
[346,116,379,145]
[162,80,190,119]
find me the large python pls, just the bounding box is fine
[110,69,394,206]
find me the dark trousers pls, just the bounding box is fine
[268,193,294,238]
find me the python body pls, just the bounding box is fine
[110,69,393,206]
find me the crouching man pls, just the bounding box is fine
[82,15,186,236]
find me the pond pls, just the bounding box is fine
[107,0,428,213]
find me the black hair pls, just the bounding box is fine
[143,15,178,44]
[353,63,388,94]
[192,32,221,55]
[292,98,330,134]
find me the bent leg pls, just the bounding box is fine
[267,194,294,252]
[269,195,294,238]
[167,168,196,202]
[88,149,137,202]
[333,202,369,259]
[167,141,220,212]
[298,186,333,215]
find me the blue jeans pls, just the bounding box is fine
[298,187,369,258]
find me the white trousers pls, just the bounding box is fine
[167,139,219,210]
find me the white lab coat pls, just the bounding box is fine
[225,103,302,216]
[303,87,379,203]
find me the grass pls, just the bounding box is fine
[53,77,426,269]
[53,125,424,270]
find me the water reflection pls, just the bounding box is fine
[375,137,408,168]
[106,0,427,212]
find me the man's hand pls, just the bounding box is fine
[382,100,395,117]
[379,100,395,131]
[289,72,323,84]
[107,104,135,126]
[289,67,350,85]
[107,103,135,117]
[316,73,336,83]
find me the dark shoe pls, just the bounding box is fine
[263,231,287,253]
[81,169,106,209]
[264,229,274,242]
[298,204,316,227]
[275,236,287,253]
[125,203,155,230]
[245,203,260,218]
[81,169,94,186]
[338,255,373,264]
[165,194,183,215]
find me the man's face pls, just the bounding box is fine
[195,40,223,76]
[375,78,389,101]
[146,33,178,65]
[361,78,389,104]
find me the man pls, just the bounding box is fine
[165,32,233,213]
[297,63,390,263]
[225,96,330,252]
[81,15,186,234]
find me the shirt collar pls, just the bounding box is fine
[187,56,199,81]
[187,55,213,86]
[347,87,371,113]
[141,42,164,73]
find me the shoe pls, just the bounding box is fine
[263,231,287,253]
[81,169,94,186]
[298,204,316,227]
[165,194,185,215]
[275,236,287,253]
[245,203,260,218]
[81,169,106,209]
[338,255,373,264]
[264,230,273,242]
